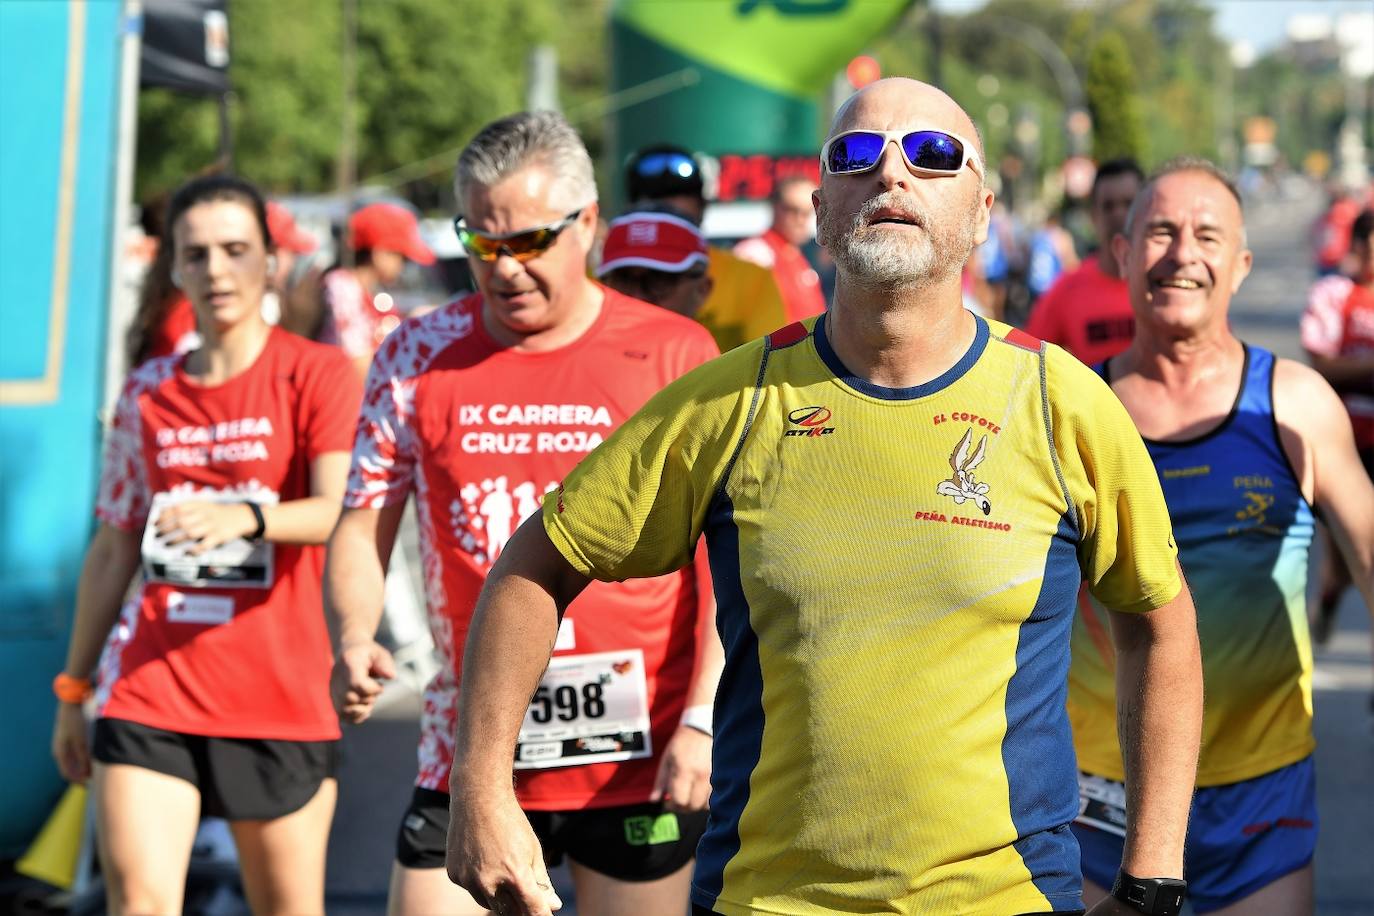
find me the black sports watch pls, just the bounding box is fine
[1110,870,1187,916]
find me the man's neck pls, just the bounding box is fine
[1095,247,1123,280]
[826,272,974,389]
[352,264,381,296]
[1116,319,1241,389]
[483,279,605,354]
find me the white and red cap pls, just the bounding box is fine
[597,212,708,276]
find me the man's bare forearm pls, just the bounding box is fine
[1110,584,1203,878]
[451,520,589,793]
[323,505,398,649]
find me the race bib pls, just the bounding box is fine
[142,491,275,589]
[514,649,652,770]
[1075,772,1127,837]
[165,591,234,626]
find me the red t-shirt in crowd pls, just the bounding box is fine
[1024,254,1134,366]
[734,229,826,323]
[95,328,361,740]
[344,286,720,809]
[1301,275,1374,449]
[147,296,200,360]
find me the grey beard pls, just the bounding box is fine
[824,193,978,290]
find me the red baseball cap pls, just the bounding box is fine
[597,212,708,276]
[266,201,317,254]
[349,202,435,265]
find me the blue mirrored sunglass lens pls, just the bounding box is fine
[828,133,886,172]
[902,132,963,171]
[635,152,697,179]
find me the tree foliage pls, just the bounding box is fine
[1085,30,1145,163]
[132,0,1353,217]
[134,0,609,210]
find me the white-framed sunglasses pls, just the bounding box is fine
[820,129,984,179]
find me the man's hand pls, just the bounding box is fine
[446,788,561,915]
[331,639,396,723]
[649,726,711,813]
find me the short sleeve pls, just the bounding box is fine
[545,346,759,581]
[95,375,153,532]
[1300,276,1352,358]
[299,345,363,460]
[343,334,418,509]
[321,271,376,359]
[1046,347,1181,613]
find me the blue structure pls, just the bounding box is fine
[0,0,127,856]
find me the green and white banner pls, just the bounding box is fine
[610,0,912,204]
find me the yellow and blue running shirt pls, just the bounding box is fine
[1070,345,1317,788]
[545,313,1180,915]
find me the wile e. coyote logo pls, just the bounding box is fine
[936,428,992,515]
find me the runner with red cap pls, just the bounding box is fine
[320,201,436,376]
[597,211,714,318]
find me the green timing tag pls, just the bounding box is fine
[624,812,681,846]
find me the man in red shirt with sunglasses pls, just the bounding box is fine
[324,111,721,916]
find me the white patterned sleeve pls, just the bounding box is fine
[343,330,416,509]
[95,377,151,532]
[1300,276,1351,358]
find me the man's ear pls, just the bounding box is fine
[813,189,827,246]
[972,187,994,246]
[1231,247,1253,294]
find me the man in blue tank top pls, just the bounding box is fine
[1068,157,1374,916]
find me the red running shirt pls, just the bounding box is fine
[734,229,827,323]
[1024,255,1134,366]
[95,329,361,740]
[344,287,720,809]
[146,296,200,360]
[1302,275,1374,449]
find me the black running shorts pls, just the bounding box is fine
[92,717,338,820]
[397,786,707,882]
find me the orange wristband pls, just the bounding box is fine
[53,673,93,705]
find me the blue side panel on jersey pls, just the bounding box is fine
[1003,512,1084,907]
[692,493,766,908]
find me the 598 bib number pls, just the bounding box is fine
[515,649,651,769]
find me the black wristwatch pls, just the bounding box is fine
[1110,870,1187,915]
[243,501,267,543]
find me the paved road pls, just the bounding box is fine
[321,181,1373,915]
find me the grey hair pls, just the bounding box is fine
[1124,155,1246,242]
[454,111,597,212]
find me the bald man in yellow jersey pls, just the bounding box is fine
[444,79,1204,916]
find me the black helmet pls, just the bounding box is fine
[625,145,704,202]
